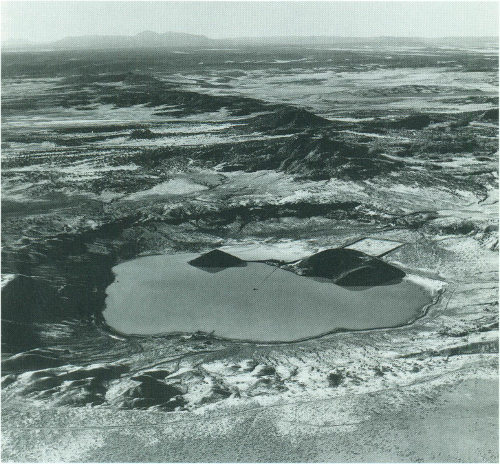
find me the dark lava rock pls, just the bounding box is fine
[328,372,343,387]
[188,249,245,268]
[126,376,182,401]
[22,375,63,394]
[255,365,277,377]
[123,375,185,410]
[2,350,63,373]
[249,106,331,134]
[392,114,432,130]
[294,248,405,286]
[219,163,246,172]
[439,220,477,235]
[276,133,388,181]
[60,364,129,382]
[131,369,170,381]
[128,396,185,410]
[480,108,499,122]
[211,384,232,399]
[1,275,62,351]
[129,128,157,139]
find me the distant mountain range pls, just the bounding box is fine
[52,31,214,49]
[2,31,498,51]
[2,31,214,50]
[2,38,35,48]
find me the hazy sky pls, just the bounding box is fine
[2,1,498,42]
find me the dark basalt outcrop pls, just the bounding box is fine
[391,114,432,130]
[2,349,64,373]
[188,249,245,268]
[480,108,499,122]
[328,371,343,387]
[61,364,129,382]
[122,375,185,410]
[292,248,406,286]
[129,128,157,139]
[249,106,331,134]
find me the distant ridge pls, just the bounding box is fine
[2,32,497,51]
[50,31,213,49]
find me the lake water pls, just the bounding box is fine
[104,253,432,342]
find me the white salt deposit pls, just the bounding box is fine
[345,238,404,256]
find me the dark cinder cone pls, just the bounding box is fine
[295,248,405,286]
[188,249,245,268]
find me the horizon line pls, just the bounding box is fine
[3,31,499,45]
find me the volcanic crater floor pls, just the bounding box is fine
[104,252,432,342]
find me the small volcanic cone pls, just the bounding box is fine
[188,249,245,269]
[293,248,405,286]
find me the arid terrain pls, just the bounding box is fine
[1,39,498,461]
